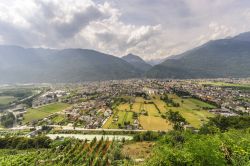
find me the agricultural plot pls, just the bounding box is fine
[104,93,215,130]
[135,97,145,103]
[144,104,160,116]
[23,103,70,123]
[117,103,130,111]
[132,103,142,113]
[139,115,172,131]
[166,94,215,128]
[200,81,249,87]
[104,96,173,130]
[200,81,250,90]
[152,99,167,113]
[0,96,16,105]
[51,114,65,124]
[102,115,113,129]
[103,110,134,129]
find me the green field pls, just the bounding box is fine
[51,114,65,124]
[167,94,215,128]
[104,96,170,130]
[200,81,250,90]
[103,110,134,129]
[23,103,70,123]
[0,96,16,105]
[104,94,215,130]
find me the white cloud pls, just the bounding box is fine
[0,0,250,60]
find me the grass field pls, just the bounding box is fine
[103,110,134,129]
[152,99,167,113]
[23,103,70,123]
[104,96,171,130]
[135,97,145,103]
[104,94,215,130]
[102,114,114,128]
[51,114,65,124]
[117,103,131,111]
[144,104,160,116]
[0,96,16,105]
[125,111,134,124]
[139,115,172,131]
[200,81,250,90]
[132,103,142,113]
[167,94,215,128]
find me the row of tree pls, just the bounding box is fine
[0,136,51,149]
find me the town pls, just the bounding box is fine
[0,78,249,132]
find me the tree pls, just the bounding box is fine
[167,111,186,131]
[1,112,15,128]
[200,115,250,132]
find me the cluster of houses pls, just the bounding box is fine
[63,100,113,129]
[32,90,68,107]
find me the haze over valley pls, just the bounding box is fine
[1,31,250,83]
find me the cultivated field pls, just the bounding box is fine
[104,93,215,130]
[117,103,130,111]
[139,115,172,131]
[23,103,70,123]
[0,96,16,105]
[144,104,159,116]
[200,81,250,90]
[167,94,215,128]
[103,110,134,129]
[132,103,142,113]
[152,99,167,113]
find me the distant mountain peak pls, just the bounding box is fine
[122,53,145,62]
[122,53,152,72]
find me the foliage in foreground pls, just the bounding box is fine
[145,129,250,166]
[200,115,250,133]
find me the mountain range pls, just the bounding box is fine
[0,46,141,83]
[146,32,250,79]
[0,31,250,83]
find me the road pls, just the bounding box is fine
[7,125,163,133]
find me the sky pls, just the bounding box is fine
[0,0,250,60]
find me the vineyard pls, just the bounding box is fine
[0,138,123,166]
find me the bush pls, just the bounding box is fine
[133,131,165,141]
[146,129,250,166]
[200,115,250,133]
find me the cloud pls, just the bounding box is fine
[0,0,250,60]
